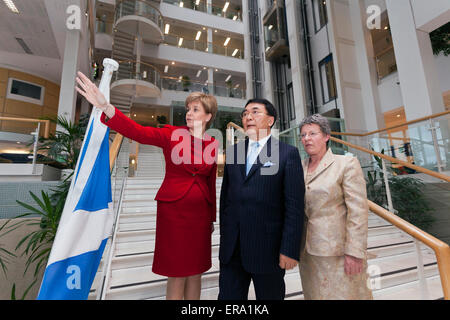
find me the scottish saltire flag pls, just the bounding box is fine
[37,59,119,300]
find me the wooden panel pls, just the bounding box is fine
[0,97,4,113]
[8,70,46,86]
[45,80,60,96]
[443,90,450,110]
[43,106,58,119]
[4,99,43,118]
[44,93,59,110]
[0,113,36,135]
[0,68,7,83]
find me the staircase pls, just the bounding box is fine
[93,145,445,300]
[110,30,136,114]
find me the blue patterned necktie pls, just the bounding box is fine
[246,141,260,175]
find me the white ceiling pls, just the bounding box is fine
[0,0,90,84]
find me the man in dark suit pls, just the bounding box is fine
[218,98,305,300]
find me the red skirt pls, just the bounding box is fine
[152,182,212,277]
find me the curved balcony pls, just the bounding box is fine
[111,60,162,98]
[114,0,164,44]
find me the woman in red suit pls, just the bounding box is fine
[76,71,218,300]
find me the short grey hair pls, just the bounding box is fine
[299,114,331,136]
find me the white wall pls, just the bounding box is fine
[411,0,450,32]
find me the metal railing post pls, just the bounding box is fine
[414,239,430,299]
[428,118,444,173]
[381,158,394,213]
[30,122,41,175]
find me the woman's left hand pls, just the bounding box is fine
[344,254,363,275]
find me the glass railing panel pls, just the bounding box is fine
[95,19,114,35]
[163,35,243,59]
[161,77,246,99]
[338,113,450,174]
[114,60,162,90]
[163,0,242,21]
[116,0,163,29]
[375,46,397,81]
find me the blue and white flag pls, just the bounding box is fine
[37,59,119,300]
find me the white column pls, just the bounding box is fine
[207,0,212,14]
[284,0,308,124]
[57,28,81,126]
[241,0,253,100]
[208,67,214,94]
[349,0,384,131]
[260,0,274,103]
[386,0,445,120]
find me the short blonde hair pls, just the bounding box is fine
[185,92,218,129]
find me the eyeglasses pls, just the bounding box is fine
[300,132,322,139]
[241,110,268,119]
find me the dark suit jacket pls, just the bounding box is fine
[219,136,305,274]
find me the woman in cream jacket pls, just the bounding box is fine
[299,114,373,300]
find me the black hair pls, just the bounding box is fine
[244,98,277,128]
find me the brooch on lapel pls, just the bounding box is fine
[263,161,276,167]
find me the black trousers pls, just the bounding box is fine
[218,239,286,300]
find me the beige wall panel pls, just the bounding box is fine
[0,112,37,134]
[4,99,43,118]
[8,70,46,87]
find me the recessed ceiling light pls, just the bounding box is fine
[268,25,273,30]
[232,48,238,57]
[223,1,229,12]
[171,61,175,65]
[164,24,170,34]
[195,31,202,41]
[3,0,19,13]
[224,37,231,46]
[178,37,184,46]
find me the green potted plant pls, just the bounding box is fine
[226,80,234,97]
[37,113,89,179]
[364,152,435,231]
[181,75,191,92]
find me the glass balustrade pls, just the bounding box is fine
[375,47,397,81]
[335,113,450,174]
[161,77,246,99]
[163,34,244,59]
[114,60,162,91]
[163,0,242,21]
[115,0,164,30]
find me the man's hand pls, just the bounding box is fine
[279,254,298,270]
[344,254,363,275]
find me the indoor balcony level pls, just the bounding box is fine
[114,0,164,44]
[262,0,289,62]
[111,60,162,98]
[162,0,243,22]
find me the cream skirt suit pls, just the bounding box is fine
[299,148,373,300]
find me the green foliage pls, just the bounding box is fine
[37,114,89,169]
[430,22,450,56]
[13,190,65,278]
[0,220,17,276]
[156,115,168,124]
[364,151,435,231]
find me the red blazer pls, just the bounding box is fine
[101,108,218,222]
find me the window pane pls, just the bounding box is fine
[11,80,42,100]
[319,55,337,103]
